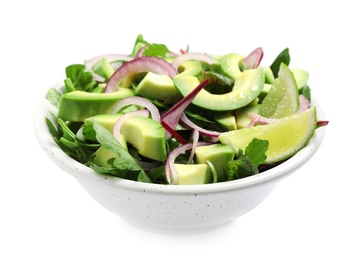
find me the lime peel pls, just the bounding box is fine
[218,107,317,164]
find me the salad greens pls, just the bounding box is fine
[45,34,318,185]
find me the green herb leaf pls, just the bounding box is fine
[245,138,269,167]
[270,48,290,78]
[144,43,170,58]
[224,138,269,181]
[64,64,97,92]
[46,87,62,108]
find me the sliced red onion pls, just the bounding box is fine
[84,54,133,69]
[165,142,210,184]
[92,73,106,82]
[298,94,310,112]
[171,52,218,70]
[187,130,199,164]
[246,113,278,127]
[242,47,264,70]
[112,109,150,144]
[104,56,178,93]
[135,45,148,58]
[161,78,209,139]
[180,113,222,138]
[111,96,161,122]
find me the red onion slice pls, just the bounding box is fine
[161,78,209,138]
[180,113,222,138]
[111,96,161,122]
[104,56,178,93]
[165,142,210,184]
[246,113,278,127]
[112,109,150,145]
[84,54,133,69]
[187,130,199,164]
[298,94,310,112]
[242,47,264,70]
[171,52,218,70]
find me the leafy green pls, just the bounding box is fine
[46,87,62,108]
[144,43,170,58]
[299,85,311,102]
[224,138,269,181]
[64,64,97,93]
[270,48,290,78]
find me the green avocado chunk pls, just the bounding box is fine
[235,104,261,129]
[58,88,135,122]
[173,68,265,111]
[173,164,212,185]
[176,60,204,77]
[91,57,115,80]
[195,144,235,182]
[120,115,167,162]
[213,112,237,131]
[218,53,243,80]
[135,72,179,100]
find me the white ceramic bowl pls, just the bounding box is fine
[34,86,326,234]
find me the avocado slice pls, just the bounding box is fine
[120,115,167,162]
[58,88,135,122]
[173,164,212,185]
[135,72,179,100]
[195,144,235,182]
[218,53,243,80]
[85,113,122,133]
[235,104,261,129]
[173,68,265,111]
[91,57,115,80]
[292,68,309,90]
[213,112,237,131]
[176,60,204,77]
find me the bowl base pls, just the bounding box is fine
[120,217,235,235]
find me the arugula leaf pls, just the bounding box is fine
[144,43,170,58]
[86,119,152,183]
[299,85,311,102]
[245,138,269,167]
[224,138,269,181]
[270,48,290,78]
[46,87,62,108]
[64,64,97,93]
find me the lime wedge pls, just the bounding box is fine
[259,63,299,119]
[219,107,317,163]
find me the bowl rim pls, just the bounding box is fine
[34,83,326,195]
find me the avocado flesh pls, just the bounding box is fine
[85,113,122,132]
[120,115,167,162]
[173,68,265,111]
[195,144,235,182]
[292,68,309,90]
[92,57,115,80]
[213,112,237,131]
[235,104,261,129]
[173,164,212,185]
[218,53,243,80]
[135,72,179,100]
[58,88,135,122]
[176,60,204,77]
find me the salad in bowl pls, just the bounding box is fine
[43,34,328,186]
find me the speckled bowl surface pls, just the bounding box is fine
[34,86,326,234]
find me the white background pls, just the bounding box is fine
[1,0,350,259]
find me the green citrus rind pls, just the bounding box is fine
[259,63,299,119]
[219,107,317,164]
